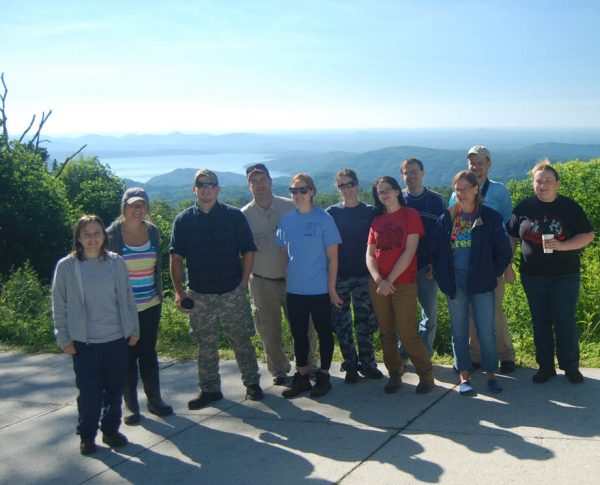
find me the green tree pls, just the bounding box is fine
[56,156,126,224]
[0,143,73,279]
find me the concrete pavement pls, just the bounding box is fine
[1,351,599,484]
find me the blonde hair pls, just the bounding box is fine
[290,173,317,195]
[531,158,559,181]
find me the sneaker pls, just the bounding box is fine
[272,375,288,386]
[384,373,402,394]
[487,379,503,394]
[344,368,359,384]
[532,368,557,384]
[123,412,141,425]
[80,438,97,456]
[359,365,384,379]
[565,369,584,384]
[416,378,435,394]
[187,391,224,410]
[246,384,264,400]
[459,380,474,396]
[310,372,332,397]
[282,372,312,398]
[500,360,516,374]
[102,431,128,448]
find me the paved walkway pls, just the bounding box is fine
[1,351,599,484]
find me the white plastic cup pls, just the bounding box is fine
[542,234,554,254]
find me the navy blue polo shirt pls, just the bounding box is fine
[170,202,257,295]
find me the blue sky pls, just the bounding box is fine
[2,0,599,135]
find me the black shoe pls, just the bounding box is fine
[532,368,557,383]
[359,365,384,379]
[273,375,288,386]
[246,384,264,400]
[310,372,332,397]
[102,431,128,448]
[344,368,359,384]
[565,369,584,384]
[416,378,435,394]
[282,372,312,398]
[500,360,516,374]
[148,398,173,417]
[188,391,223,410]
[80,439,97,456]
[384,373,402,394]
[124,413,141,425]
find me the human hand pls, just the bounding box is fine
[128,335,139,346]
[62,343,76,355]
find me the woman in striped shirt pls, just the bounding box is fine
[107,187,172,424]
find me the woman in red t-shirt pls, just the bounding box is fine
[366,176,435,395]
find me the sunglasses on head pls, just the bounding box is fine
[195,181,218,189]
[337,181,358,190]
[289,186,311,195]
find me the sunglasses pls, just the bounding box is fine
[337,181,358,190]
[289,186,311,195]
[195,181,218,189]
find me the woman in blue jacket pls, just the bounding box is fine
[433,171,511,395]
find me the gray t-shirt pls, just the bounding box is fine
[81,258,124,343]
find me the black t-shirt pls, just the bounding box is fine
[508,195,593,276]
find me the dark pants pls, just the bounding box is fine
[287,293,334,370]
[130,304,161,388]
[521,273,581,372]
[73,338,129,440]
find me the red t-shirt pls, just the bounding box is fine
[368,207,424,285]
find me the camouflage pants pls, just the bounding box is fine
[331,276,378,371]
[187,286,259,393]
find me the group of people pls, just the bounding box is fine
[52,145,594,456]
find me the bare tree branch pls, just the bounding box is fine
[55,144,87,177]
[1,73,9,149]
[31,109,52,150]
[19,114,37,142]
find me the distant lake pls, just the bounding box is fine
[99,153,289,182]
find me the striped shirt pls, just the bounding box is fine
[122,240,160,311]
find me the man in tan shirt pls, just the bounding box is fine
[242,163,317,385]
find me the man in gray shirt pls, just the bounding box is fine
[242,163,317,385]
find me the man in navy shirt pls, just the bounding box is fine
[170,168,262,409]
[401,158,445,357]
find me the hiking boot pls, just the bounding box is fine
[532,368,557,384]
[102,431,128,448]
[310,372,332,397]
[273,375,288,386]
[500,360,515,374]
[246,384,264,400]
[359,365,384,379]
[384,373,402,394]
[344,368,359,384]
[416,378,435,394]
[80,438,97,456]
[281,372,312,398]
[187,391,223,410]
[565,369,584,384]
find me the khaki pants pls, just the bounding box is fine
[369,280,433,380]
[248,275,317,377]
[469,276,516,363]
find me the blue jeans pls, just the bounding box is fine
[521,273,581,372]
[446,287,498,373]
[399,267,439,358]
[73,338,129,440]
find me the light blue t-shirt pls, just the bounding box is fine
[449,178,512,223]
[275,207,342,295]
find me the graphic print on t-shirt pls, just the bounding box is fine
[451,217,473,249]
[376,221,404,251]
[304,222,317,237]
[519,213,566,246]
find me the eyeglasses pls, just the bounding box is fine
[376,188,394,196]
[337,181,358,190]
[454,185,476,194]
[289,186,311,195]
[401,169,420,177]
[195,181,218,189]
